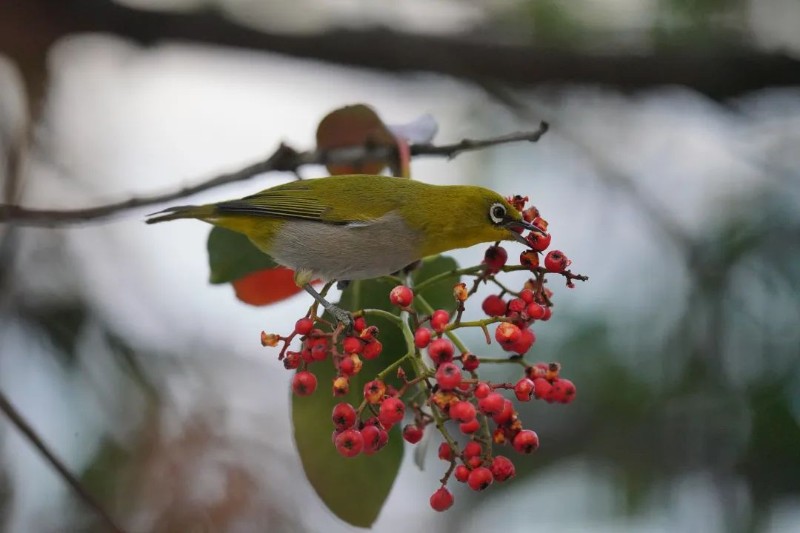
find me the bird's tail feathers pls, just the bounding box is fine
[145,204,216,224]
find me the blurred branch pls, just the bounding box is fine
[2,0,799,102]
[0,123,548,226]
[0,389,126,533]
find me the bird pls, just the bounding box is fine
[147,174,540,324]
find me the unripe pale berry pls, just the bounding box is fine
[481,294,507,317]
[363,379,386,404]
[467,467,493,491]
[429,487,454,512]
[490,455,516,482]
[414,327,432,348]
[292,371,317,396]
[514,378,535,401]
[332,375,349,396]
[332,402,357,430]
[512,429,540,454]
[335,428,364,457]
[449,400,476,423]
[430,309,450,333]
[435,362,462,391]
[389,285,414,307]
[402,424,424,444]
[544,250,571,272]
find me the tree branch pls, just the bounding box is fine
[0,122,548,226]
[0,388,126,532]
[2,1,798,102]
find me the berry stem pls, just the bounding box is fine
[412,265,485,293]
[477,357,529,367]
[358,308,404,325]
[376,353,412,382]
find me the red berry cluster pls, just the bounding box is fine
[260,194,587,513]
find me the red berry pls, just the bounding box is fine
[533,377,552,400]
[342,336,362,354]
[454,465,470,483]
[430,309,450,333]
[514,378,535,401]
[526,232,552,252]
[461,352,480,372]
[541,306,552,321]
[483,245,508,273]
[378,397,405,428]
[495,322,522,348]
[549,378,576,403]
[492,399,515,425]
[335,428,364,457]
[481,295,507,317]
[438,442,454,461]
[490,455,516,482]
[478,392,504,416]
[429,487,454,512]
[544,250,570,272]
[520,250,540,269]
[332,402,357,430]
[507,298,526,314]
[463,440,483,459]
[435,362,462,391]
[467,467,493,491]
[402,424,424,444]
[449,400,476,423]
[459,418,481,434]
[414,327,432,349]
[525,302,546,320]
[362,339,383,360]
[294,318,314,336]
[474,382,491,399]
[283,352,301,370]
[519,289,535,303]
[291,371,317,396]
[352,316,367,333]
[428,338,455,366]
[508,327,536,355]
[466,456,483,469]
[389,285,414,307]
[512,429,539,454]
[361,425,388,455]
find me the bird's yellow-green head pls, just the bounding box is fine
[399,184,532,258]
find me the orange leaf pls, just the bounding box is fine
[232,267,304,306]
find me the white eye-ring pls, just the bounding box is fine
[489,202,506,224]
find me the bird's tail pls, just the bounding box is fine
[145,204,217,224]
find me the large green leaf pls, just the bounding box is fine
[411,255,461,313]
[206,227,277,284]
[292,278,405,528]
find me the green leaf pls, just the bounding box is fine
[411,255,461,313]
[207,227,277,284]
[292,278,406,527]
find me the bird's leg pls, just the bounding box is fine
[302,283,353,327]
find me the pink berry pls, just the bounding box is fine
[514,378,535,402]
[342,336,362,354]
[483,245,508,273]
[438,442,454,461]
[362,339,383,360]
[414,327,432,348]
[430,310,450,333]
[526,232,552,252]
[474,382,491,399]
[428,338,455,366]
[454,465,470,483]
[459,418,481,434]
[508,327,536,355]
[294,318,314,336]
[544,250,570,272]
[389,285,414,307]
[378,397,405,428]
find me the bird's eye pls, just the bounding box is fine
[489,203,506,224]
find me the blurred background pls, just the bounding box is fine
[1,0,800,531]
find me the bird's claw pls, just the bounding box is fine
[329,306,353,329]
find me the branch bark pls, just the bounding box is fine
[1,0,798,102]
[0,123,548,226]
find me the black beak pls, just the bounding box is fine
[505,219,546,245]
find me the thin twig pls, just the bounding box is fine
[0,123,549,226]
[0,389,126,532]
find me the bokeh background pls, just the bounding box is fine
[2,0,800,532]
